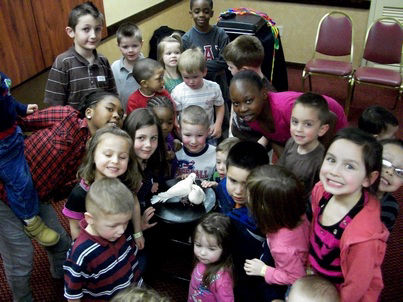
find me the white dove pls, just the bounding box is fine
[188,184,205,205]
[151,173,196,204]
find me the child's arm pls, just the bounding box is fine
[68,219,80,241]
[18,106,75,132]
[44,58,69,106]
[141,206,158,231]
[132,195,144,250]
[211,104,224,138]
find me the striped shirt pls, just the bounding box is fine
[44,47,117,108]
[309,192,364,284]
[64,220,142,301]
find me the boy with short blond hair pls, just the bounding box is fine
[176,105,216,180]
[288,275,340,302]
[172,48,224,140]
[64,178,142,301]
[112,22,144,111]
[44,1,116,108]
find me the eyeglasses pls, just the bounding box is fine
[382,159,403,178]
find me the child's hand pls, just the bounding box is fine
[166,150,175,161]
[141,206,158,231]
[201,180,218,188]
[134,235,145,250]
[26,104,38,115]
[210,124,222,139]
[173,139,182,152]
[244,258,267,277]
[151,182,159,193]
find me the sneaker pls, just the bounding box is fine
[24,216,60,246]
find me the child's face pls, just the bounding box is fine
[181,122,208,153]
[94,134,130,180]
[379,143,403,193]
[134,125,159,161]
[226,165,250,205]
[86,96,124,135]
[181,70,206,90]
[227,61,241,76]
[290,104,328,150]
[86,211,132,242]
[67,14,103,54]
[162,42,181,68]
[194,226,222,265]
[118,36,143,63]
[153,107,174,138]
[230,79,266,123]
[320,139,371,198]
[377,123,399,140]
[189,0,213,32]
[143,68,165,93]
[216,151,228,179]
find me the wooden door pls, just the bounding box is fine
[0,0,45,85]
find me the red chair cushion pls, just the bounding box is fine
[355,67,402,87]
[305,59,352,76]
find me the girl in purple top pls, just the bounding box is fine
[188,212,234,302]
[244,165,310,288]
[229,70,347,156]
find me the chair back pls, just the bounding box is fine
[363,18,403,65]
[315,12,353,57]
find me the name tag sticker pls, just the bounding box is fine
[97,76,106,82]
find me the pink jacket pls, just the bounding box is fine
[311,182,389,302]
[265,215,310,285]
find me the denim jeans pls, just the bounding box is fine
[0,200,71,301]
[0,127,38,219]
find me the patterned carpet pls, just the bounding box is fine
[0,65,401,301]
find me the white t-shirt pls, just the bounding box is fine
[175,144,216,180]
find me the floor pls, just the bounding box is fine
[0,65,401,301]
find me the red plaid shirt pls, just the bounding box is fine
[0,106,90,202]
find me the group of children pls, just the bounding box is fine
[0,0,401,302]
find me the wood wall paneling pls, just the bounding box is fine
[0,0,45,85]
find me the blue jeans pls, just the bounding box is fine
[0,127,38,219]
[0,200,71,301]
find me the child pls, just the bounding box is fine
[176,105,216,180]
[0,72,59,246]
[63,126,143,249]
[182,0,229,96]
[277,93,331,206]
[201,137,240,188]
[358,105,399,140]
[111,286,170,302]
[126,58,171,115]
[111,22,144,111]
[288,275,340,302]
[229,70,347,156]
[377,139,402,232]
[44,2,116,108]
[148,95,181,179]
[171,48,225,140]
[244,165,310,287]
[157,33,183,93]
[188,212,234,301]
[309,127,389,301]
[64,178,143,301]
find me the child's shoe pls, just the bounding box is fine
[24,216,60,246]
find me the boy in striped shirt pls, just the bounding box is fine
[64,178,142,301]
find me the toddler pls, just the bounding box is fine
[44,2,116,108]
[201,137,240,188]
[176,105,216,180]
[377,139,402,232]
[188,212,234,301]
[171,48,224,140]
[111,286,170,302]
[288,275,340,302]
[358,105,399,140]
[64,178,143,301]
[111,22,144,110]
[157,33,183,93]
[308,128,389,301]
[244,165,309,287]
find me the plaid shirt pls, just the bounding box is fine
[0,106,90,202]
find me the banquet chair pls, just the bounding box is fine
[346,17,402,116]
[302,12,354,102]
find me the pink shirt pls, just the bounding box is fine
[264,215,310,285]
[248,91,348,144]
[188,262,234,302]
